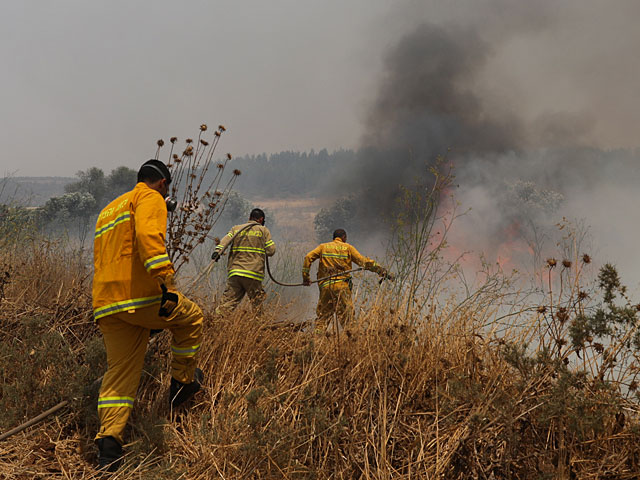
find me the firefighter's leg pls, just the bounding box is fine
[122,294,204,384]
[95,315,149,444]
[215,276,246,315]
[242,277,266,312]
[335,283,355,327]
[315,286,337,331]
[165,293,203,383]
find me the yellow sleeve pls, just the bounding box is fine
[264,227,276,257]
[135,189,175,283]
[215,226,236,253]
[349,245,384,274]
[302,244,323,281]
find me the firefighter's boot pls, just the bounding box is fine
[169,368,203,409]
[97,435,123,472]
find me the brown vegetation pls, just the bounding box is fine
[2,231,640,479]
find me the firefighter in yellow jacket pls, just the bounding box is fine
[303,228,392,330]
[212,208,275,314]
[92,159,204,471]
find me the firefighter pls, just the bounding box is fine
[211,208,276,314]
[93,159,204,471]
[303,228,392,331]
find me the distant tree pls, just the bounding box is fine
[41,191,97,242]
[64,166,137,211]
[106,166,137,199]
[65,167,107,209]
[314,196,359,242]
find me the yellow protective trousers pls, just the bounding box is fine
[315,281,354,331]
[95,292,203,444]
[215,275,266,315]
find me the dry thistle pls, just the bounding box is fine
[200,124,208,131]
[593,342,604,353]
[173,154,179,160]
[562,259,572,268]
[186,138,193,144]
[226,153,232,160]
[556,307,569,323]
[200,139,209,146]
[215,131,221,137]
[170,136,178,143]
[217,163,224,169]
[233,169,241,176]
[582,253,591,264]
[578,291,588,300]
[219,125,226,131]
[157,139,165,147]
[546,258,557,268]
[537,305,547,314]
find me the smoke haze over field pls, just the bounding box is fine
[3,1,640,285]
[333,0,640,287]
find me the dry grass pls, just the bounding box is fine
[2,236,640,479]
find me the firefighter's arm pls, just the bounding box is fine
[212,226,235,261]
[135,191,178,316]
[349,245,389,277]
[264,227,276,257]
[302,245,322,285]
[135,190,175,285]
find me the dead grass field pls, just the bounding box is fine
[2,233,640,479]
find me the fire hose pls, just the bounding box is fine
[186,223,368,292]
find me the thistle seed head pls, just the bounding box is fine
[219,125,226,132]
[547,258,557,268]
[170,137,178,144]
[157,139,165,147]
[233,169,241,176]
[186,138,193,144]
[537,305,547,314]
[226,153,232,160]
[562,260,572,268]
[215,131,221,137]
[200,139,209,146]
[582,254,591,264]
[200,124,208,131]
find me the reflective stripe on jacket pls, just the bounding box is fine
[215,221,275,281]
[302,238,382,288]
[92,182,175,320]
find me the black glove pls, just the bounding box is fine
[159,283,179,317]
[379,269,395,282]
[211,250,221,262]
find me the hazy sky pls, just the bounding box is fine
[1,0,640,176]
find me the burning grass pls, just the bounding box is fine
[2,237,640,479]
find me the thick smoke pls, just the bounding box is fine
[325,7,640,288]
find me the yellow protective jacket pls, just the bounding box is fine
[215,221,275,281]
[92,182,174,320]
[302,238,384,289]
